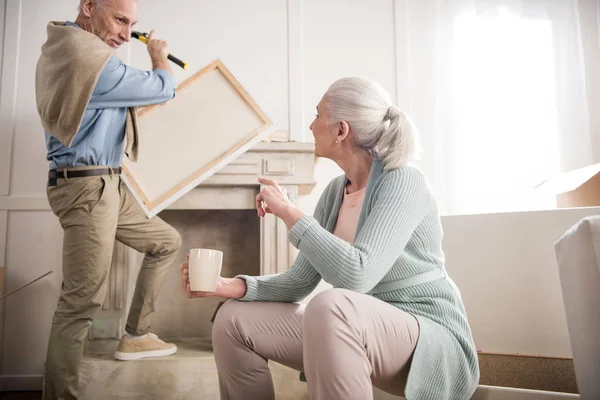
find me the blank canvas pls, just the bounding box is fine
[121,59,276,218]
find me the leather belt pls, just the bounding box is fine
[48,167,121,187]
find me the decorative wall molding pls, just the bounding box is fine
[0,0,22,196]
[0,197,51,212]
[0,0,6,73]
[287,0,306,142]
[393,0,412,113]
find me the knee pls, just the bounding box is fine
[304,288,354,328]
[153,226,181,256]
[166,228,182,254]
[54,296,104,320]
[148,224,182,257]
[212,300,244,347]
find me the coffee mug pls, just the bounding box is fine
[188,248,223,292]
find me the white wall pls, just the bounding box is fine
[0,0,593,389]
[443,206,600,358]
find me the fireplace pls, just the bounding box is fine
[89,141,316,343]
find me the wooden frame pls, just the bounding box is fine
[121,59,277,218]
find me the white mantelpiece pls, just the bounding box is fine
[168,141,315,275]
[91,141,316,340]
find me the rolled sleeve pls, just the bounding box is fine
[88,56,177,109]
[234,275,258,302]
[153,68,177,93]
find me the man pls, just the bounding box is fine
[35,0,182,398]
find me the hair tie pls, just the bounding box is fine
[383,105,399,122]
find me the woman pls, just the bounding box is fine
[180,77,479,400]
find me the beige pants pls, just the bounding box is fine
[213,288,420,400]
[43,174,181,400]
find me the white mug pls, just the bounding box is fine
[188,248,223,292]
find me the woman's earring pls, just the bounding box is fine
[335,140,339,144]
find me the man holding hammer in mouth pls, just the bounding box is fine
[35,0,182,398]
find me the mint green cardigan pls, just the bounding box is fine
[239,158,479,399]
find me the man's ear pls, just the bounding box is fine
[337,120,350,143]
[80,0,94,17]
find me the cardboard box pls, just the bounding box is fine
[534,163,600,208]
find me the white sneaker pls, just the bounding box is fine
[114,333,177,361]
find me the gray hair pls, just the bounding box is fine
[77,0,109,11]
[324,77,420,169]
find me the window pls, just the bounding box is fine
[451,9,560,214]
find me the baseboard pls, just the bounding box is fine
[473,385,580,400]
[478,353,578,394]
[0,375,43,391]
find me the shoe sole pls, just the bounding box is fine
[114,346,178,361]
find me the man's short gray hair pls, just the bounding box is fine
[78,0,107,12]
[324,77,420,169]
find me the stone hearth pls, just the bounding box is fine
[80,339,311,400]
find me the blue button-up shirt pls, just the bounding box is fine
[45,21,177,169]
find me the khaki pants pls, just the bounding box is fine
[43,174,182,400]
[213,288,420,400]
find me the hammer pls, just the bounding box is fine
[131,31,189,70]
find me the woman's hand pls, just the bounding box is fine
[180,256,247,299]
[256,178,293,217]
[256,178,305,229]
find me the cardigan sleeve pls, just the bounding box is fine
[234,178,339,302]
[288,166,432,293]
[235,253,322,302]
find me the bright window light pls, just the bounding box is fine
[452,9,560,214]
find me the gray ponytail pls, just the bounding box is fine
[324,77,420,169]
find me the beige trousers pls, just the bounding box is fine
[43,174,181,400]
[213,288,420,400]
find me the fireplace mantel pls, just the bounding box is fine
[91,141,316,339]
[168,141,316,276]
[167,141,316,210]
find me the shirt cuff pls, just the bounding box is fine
[288,215,319,248]
[234,275,258,302]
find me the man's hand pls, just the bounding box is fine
[146,30,172,75]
